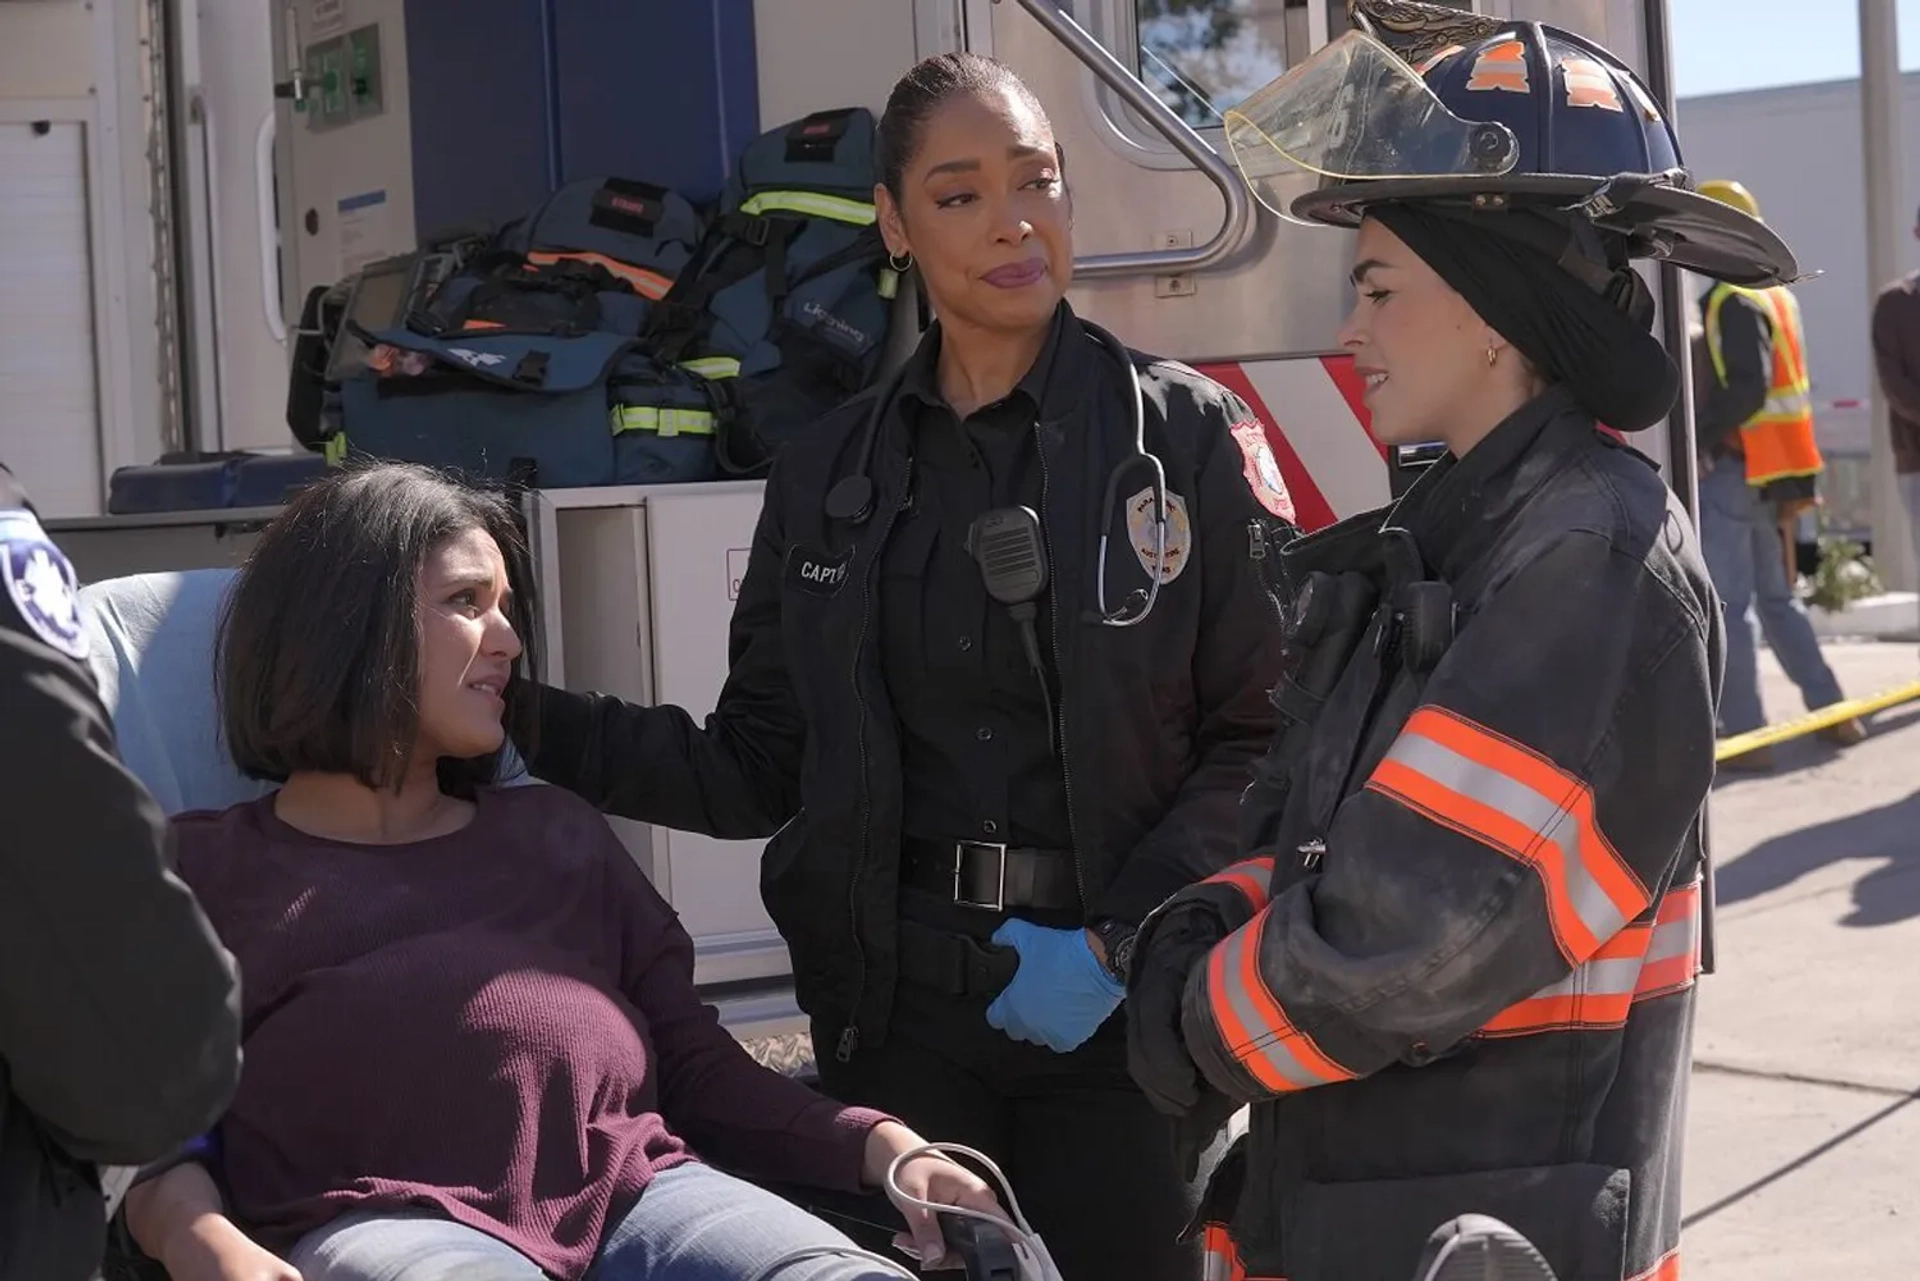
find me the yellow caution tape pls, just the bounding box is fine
[1715,678,1920,761]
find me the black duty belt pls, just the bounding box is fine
[899,836,1080,912]
[896,919,1020,999]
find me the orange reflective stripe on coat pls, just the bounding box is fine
[1367,707,1651,965]
[1201,1223,1247,1281]
[526,251,675,300]
[1206,908,1359,1093]
[1205,856,1276,911]
[1481,880,1702,1037]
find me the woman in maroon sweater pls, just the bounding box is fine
[122,464,999,1281]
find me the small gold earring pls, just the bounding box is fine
[1486,343,1498,368]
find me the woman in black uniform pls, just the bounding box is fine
[527,53,1294,1281]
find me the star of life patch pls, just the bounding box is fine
[1125,487,1192,585]
[1,508,89,661]
[1228,420,1296,522]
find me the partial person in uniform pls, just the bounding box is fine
[1693,178,1864,769]
[525,52,1294,1281]
[0,463,242,1281]
[1124,16,1797,1281]
[1868,204,1920,613]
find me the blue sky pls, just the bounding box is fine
[1673,0,1920,98]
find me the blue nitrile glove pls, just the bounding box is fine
[985,918,1125,1052]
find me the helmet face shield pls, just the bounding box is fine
[1222,31,1519,224]
[1221,19,1803,286]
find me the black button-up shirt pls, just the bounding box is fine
[878,313,1074,853]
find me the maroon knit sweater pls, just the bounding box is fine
[170,785,889,1279]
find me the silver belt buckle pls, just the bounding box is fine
[954,840,1009,911]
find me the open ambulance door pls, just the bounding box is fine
[918,0,1695,527]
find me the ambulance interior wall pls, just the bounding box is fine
[0,0,161,517]
[400,0,763,241]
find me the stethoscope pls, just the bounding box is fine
[821,318,1170,627]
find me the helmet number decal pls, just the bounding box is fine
[1561,57,1625,112]
[1465,40,1530,94]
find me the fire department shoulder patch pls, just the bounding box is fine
[1228,420,1296,522]
[1125,487,1192,585]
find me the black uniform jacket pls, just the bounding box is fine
[0,465,241,1280]
[530,302,1294,1060]
[1147,390,1723,1281]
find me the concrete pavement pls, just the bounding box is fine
[1685,639,1920,1279]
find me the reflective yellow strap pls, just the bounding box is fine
[1702,283,1734,385]
[739,189,876,226]
[609,405,716,438]
[678,356,741,380]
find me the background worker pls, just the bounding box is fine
[1695,178,1866,766]
[1867,203,1920,608]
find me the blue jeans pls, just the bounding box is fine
[1698,461,1844,735]
[287,1162,899,1281]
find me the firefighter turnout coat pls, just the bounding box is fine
[1135,388,1721,1281]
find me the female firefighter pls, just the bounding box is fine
[524,52,1295,1281]
[1124,16,1799,1281]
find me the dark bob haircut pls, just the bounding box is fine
[217,461,539,796]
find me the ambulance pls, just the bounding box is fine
[0,0,1700,1044]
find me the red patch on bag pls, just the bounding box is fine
[1230,420,1296,522]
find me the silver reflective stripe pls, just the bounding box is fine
[1524,951,1644,1004]
[1757,388,1813,420]
[1213,925,1332,1091]
[1202,1253,1235,1281]
[1385,732,1631,946]
[1646,910,1698,966]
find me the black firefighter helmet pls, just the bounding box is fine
[1221,6,1800,288]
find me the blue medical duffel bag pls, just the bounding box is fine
[331,325,721,488]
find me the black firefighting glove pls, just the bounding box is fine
[1125,897,1230,1118]
[1172,1086,1241,1184]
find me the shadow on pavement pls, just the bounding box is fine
[1713,786,1920,925]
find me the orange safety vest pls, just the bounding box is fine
[1703,282,1823,488]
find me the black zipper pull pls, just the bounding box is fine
[836,1025,861,1062]
[1248,518,1268,561]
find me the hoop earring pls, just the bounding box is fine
[888,250,913,273]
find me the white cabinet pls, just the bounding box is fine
[529,482,791,998]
